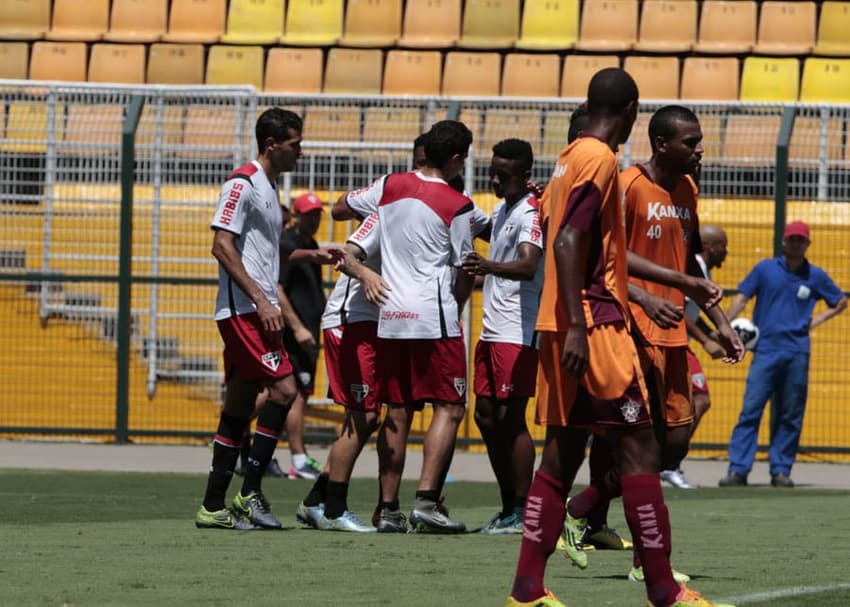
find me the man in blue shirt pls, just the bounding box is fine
[719,221,846,488]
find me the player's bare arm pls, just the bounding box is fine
[277,284,315,352]
[627,250,722,309]
[810,295,847,330]
[628,282,683,330]
[462,243,541,281]
[685,314,725,359]
[336,242,390,307]
[212,228,282,333]
[554,224,590,377]
[700,302,745,363]
[453,266,475,313]
[725,292,749,321]
[286,246,346,265]
[331,192,358,221]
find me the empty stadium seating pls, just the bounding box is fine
[740,56,800,102]
[339,0,401,48]
[813,2,850,57]
[205,45,264,89]
[323,48,383,94]
[800,58,850,103]
[29,40,87,81]
[88,43,146,84]
[265,47,324,93]
[634,0,697,53]
[515,0,578,51]
[397,0,461,48]
[220,0,284,45]
[695,1,756,55]
[457,0,519,49]
[442,51,501,96]
[45,0,108,42]
[560,54,620,98]
[0,41,29,79]
[0,0,50,40]
[147,43,204,85]
[623,55,680,100]
[382,50,442,96]
[103,0,168,43]
[501,54,561,98]
[574,0,638,52]
[281,0,344,46]
[161,0,225,43]
[753,1,816,56]
[680,57,740,101]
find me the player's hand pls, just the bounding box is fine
[683,276,723,310]
[294,325,317,353]
[316,246,345,265]
[361,271,391,306]
[639,293,683,329]
[715,325,746,363]
[256,298,283,334]
[462,251,491,276]
[526,179,545,199]
[702,339,726,360]
[561,326,589,377]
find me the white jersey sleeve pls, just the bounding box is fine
[346,176,387,219]
[211,176,253,235]
[517,204,544,250]
[347,213,381,258]
[450,207,474,267]
[470,204,491,238]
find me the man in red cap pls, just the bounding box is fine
[720,220,846,488]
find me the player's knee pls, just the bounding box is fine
[473,406,495,432]
[440,402,467,425]
[364,410,381,434]
[267,377,297,406]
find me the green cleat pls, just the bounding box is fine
[317,510,376,533]
[582,525,633,550]
[561,499,588,569]
[629,565,691,584]
[195,506,259,530]
[232,491,282,529]
[479,511,524,535]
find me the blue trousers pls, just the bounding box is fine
[727,349,810,477]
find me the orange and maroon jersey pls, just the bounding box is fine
[622,165,699,346]
[537,136,629,332]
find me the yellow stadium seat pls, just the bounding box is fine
[220,0,284,45]
[162,0,225,43]
[147,43,204,85]
[457,0,520,49]
[179,107,243,158]
[442,52,501,96]
[721,115,781,166]
[61,104,123,155]
[323,48,383,95]
[623,56,680,100]
[478,109,542,157]
[339,0,401,47]
[303,105,362,145]
[516,0,579,51]
[0,102,65,154]
[397,0,462,49]
[382,50,442,96]
[103,0,167,43]
[634,0,697,53]
[813,2,850,57]
[29,41,87,82]
[0,0,50,40]
[789,116,843,168]
[560,54,619,98]
[574,0,637,52]
[680,57,740,101]
[800,58,850,103]
[205,45,264,89]
[87,43,146,84]
[363,107,423,161]
[0,42,29,79]
[502,54,560,97]
[264,48,323,93]
[541,110,571,158]
[739,57,800,102]
[45,0,108,41]
[753,1,816,56]
[280,0,343,46]
[694,1,756,54]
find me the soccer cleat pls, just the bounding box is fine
[770,473,794,488]
[582,525,633,550]
[295,501,325,528]
[232,491,282,529]
[561,500,588,569]
[645,583,736,607]
[375,507,410,533]
[718,472,747,487]
[316,510,377,533]
[410,498,466,534]
[289,456,322,480]
[479,511,524,535]
[195,506,259,530]
[660,469,697,489]
[629,565,691,584]
[505,589,567,606]
[265,457,286,478]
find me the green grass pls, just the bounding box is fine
[3,470,850,606]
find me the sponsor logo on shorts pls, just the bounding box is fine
[261,350,282,371]
[620,399,641,423]
[692,373,706,389]
[350,383,370,403]
[453,377,466,397]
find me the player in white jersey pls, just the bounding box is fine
[333,121,476,533]
[461,139,543,535]
[196,108,305,531]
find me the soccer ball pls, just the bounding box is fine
[730,317,759,351]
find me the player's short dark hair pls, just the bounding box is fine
[413,132,429,152]
[587,68,639,116]
[492,138,533,173]
[568,104,589,143]
[424,120,473,169]
[648,105,699,143]
[256,107,303,152]
[448,174,465,193]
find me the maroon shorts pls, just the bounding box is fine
[323,321,380,412]
[474,340,538,399]
[217,312,293,383]
[376,336,468,406]
[686,347,709,395]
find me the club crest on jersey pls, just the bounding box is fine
[454,377,467,397]
[620,399,642,423]
[261,350,282,371]
[350,384,370,403]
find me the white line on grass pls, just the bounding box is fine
[722,582,850,604]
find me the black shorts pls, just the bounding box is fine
[283,328,319,395]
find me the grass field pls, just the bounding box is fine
[4,470,850,607]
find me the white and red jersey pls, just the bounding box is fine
[321,213,382,330]
[481,194,544,346]
[347,171,474,339]
[210,160,282,320]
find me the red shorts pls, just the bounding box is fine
[217,313,293,383]
[638,344,694,427]
[474,340,538,399]
[686,347,709,395]
[323,321,380,412]
[536,324,651,430]
[376,336,468,406]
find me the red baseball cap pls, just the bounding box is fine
[292,192,323,214]
[783,220,810,241]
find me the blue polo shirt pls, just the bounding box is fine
[738,257,844,353]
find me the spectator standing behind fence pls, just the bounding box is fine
[719,221,847,488]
